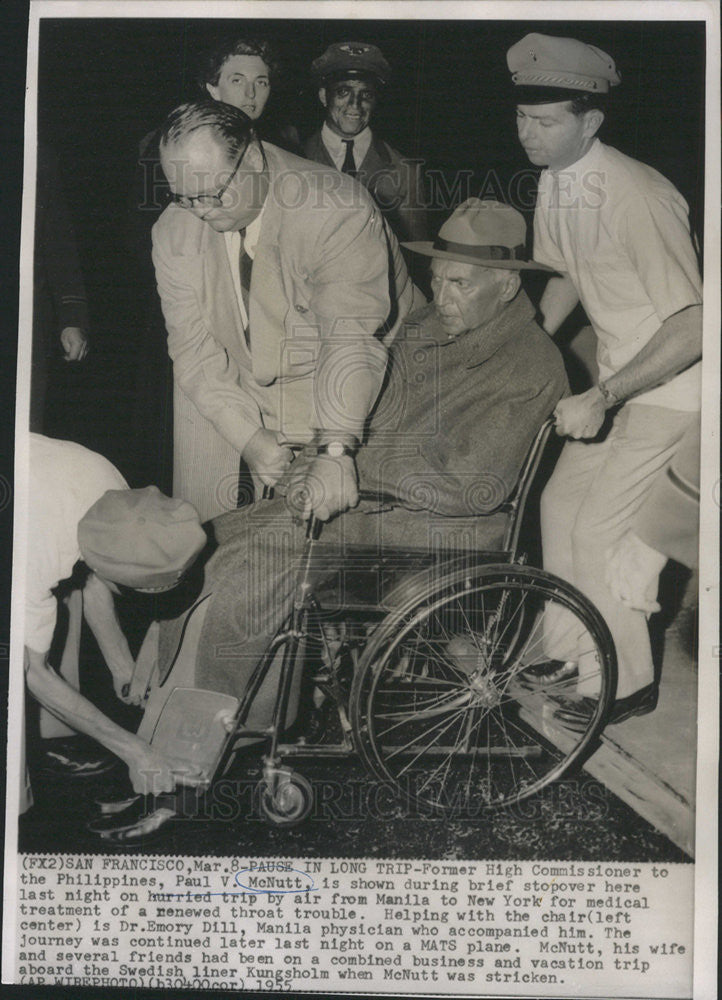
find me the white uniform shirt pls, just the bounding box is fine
[25,434,127,653]
[533,139,702,410]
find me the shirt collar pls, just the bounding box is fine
[321,122,373,165]
[242,197,267,258]
[421,291,536,369]
[547,137,601,178]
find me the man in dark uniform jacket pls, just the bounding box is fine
[304,41,429,256]
[32,145,89,432]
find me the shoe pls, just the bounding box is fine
[606,684,658,726]
[552,696,601,733]
[94,792,142,816]
[304,701,334,744]
[554,684,657,733]
[98,807,178,846]
[39,737,118,778]
[520,660,578,688]
[87,795,152,834]
[87,793,179,844]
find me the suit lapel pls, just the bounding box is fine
[200,227,248,360]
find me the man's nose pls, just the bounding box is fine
[434,280,449,305]
[245,80,256,98]
[349,91,364,110]
[517,117,534,141]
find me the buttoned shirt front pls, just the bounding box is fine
[533,139,702,411]
[223,202,266,331]
[321,122,373,172]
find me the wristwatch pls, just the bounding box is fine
[598,380,621,408]
[316,441,356,459]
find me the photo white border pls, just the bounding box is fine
[4,3,719,998]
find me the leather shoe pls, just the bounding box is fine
[520,660,578,688]
[39,737,117,778]
[606,684,658,725]
[554,684,657,733]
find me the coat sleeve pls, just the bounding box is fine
[307,202,390,440]
[152,216,263,457]
[36,147,89,333]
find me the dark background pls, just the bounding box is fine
[31,16,706,485]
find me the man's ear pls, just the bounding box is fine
[583,108,605,139]
[206,81,220,102]
[318,86,327,108]
[499,270,522,303]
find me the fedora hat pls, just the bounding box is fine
[403,198,553,271]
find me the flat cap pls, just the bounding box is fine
[312,41,391,85]
[507,33,621,94]
[78,486,205,591]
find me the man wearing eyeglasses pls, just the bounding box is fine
[152,99,415,523]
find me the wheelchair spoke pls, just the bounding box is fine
[352,565,615,811]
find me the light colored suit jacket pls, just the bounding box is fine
[152,144,413,519]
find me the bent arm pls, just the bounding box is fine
[82,572,135,699]
[600,304,702,404]
[25,645,145,764]
[25,646,200,795]
[539,274,580,336]
[152,216,263,457]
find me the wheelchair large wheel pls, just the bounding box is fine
[350,563,616,812]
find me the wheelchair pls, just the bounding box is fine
[185,418,617,826]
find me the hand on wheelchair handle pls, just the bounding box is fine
[284,453,358,523]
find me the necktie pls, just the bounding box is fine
[239,229,252,350]
[341,139,357,177]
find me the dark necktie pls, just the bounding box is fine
[237,229,255,508]
[239,229,253,350]
[341,139,357,177]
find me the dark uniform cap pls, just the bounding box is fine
[311,42,391,85]
[77,486,206,592]
[507,33,621,94]
[403,198,553,272]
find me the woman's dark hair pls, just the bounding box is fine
[198,37,280,91]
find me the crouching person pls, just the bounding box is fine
[22,433,206,817]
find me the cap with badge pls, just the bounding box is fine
[311,41,391,86]
[403,198,553,272]
[507,32,621,104]
[78,486,206,592]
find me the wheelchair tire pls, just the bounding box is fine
[259,769,314,826]
[350,563,616,812]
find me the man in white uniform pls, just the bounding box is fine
[507,33,702,727]
[22,434,206,812]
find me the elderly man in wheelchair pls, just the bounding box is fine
[91,200,617,844]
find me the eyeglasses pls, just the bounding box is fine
[169,142,249,210]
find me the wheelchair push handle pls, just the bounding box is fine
[260,484,322,540]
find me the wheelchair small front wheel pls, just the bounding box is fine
[350,563,616,813]
[258,768,313,826]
